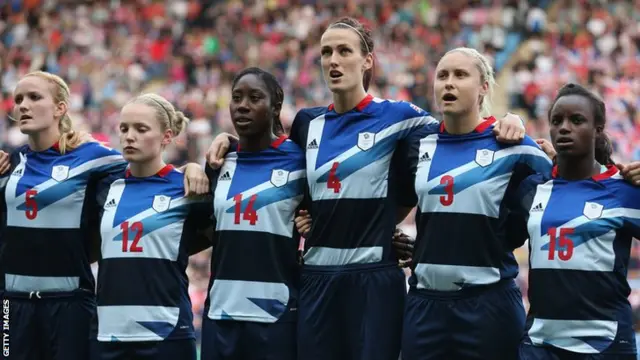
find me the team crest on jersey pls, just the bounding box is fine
[51,165,70,181]
[357,132,375,151]
[583,202,604,220]
[270,169,289,188]
[152,195,171,213]
[474,149,494,167]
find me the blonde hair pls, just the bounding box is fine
[443,47,497,117]
[23,71,91,154]
[127,93,189,137]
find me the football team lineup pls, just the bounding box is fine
[1,13,640,360]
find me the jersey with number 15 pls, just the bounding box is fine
[0,142,126,294]
[206,136,306,324]
[289,95,437,267]
[515,165,640,355]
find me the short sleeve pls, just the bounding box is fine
[515,136,553,177]
[620,184,640,239]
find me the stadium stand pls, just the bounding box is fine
[1,0,638,354]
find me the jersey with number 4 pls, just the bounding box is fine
[0,142,125,293]
[405,117,553,292]
[206,136,305,323]
[289,95,437,267]
[515,165,640,355]
[96,165,211,342]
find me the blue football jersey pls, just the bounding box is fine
[0,141,126,293]
[515,165,640,355]
[404,117,553,291]
[289,95,437,267]
[206,136,306,323]
[95,164,212,342]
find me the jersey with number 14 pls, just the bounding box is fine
[206,136,305,323]
[516,165,640,355]
[290,95,436,267]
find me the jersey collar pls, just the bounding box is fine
[439,116,496,134]
[236,135,288,153]
[125,164,174,178]
[551,163,619,181]
[327,94,374,112]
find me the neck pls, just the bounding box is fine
[28,127,60,152]
[556,154,600,180]
[239,131,277,152]
[129,157,167,178]
[442,109,482,134]
[332,87,368,114]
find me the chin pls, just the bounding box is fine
[18,124,40,135]
[441,108,461,117]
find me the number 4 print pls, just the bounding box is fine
[327,162,341,193]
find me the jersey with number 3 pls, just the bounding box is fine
[0,142,125,293]
[96,165,211,342]
[515,165,640,355]
[289,95,437,267]
[206,136,305,323]
[405,117,552,292]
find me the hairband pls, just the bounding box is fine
[149,98,173,127]
[330,23,370,54]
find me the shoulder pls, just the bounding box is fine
[278,138,305,158]
[97,167,126,192]
[603,172,640,202]
[293,107,327,124]
[371,98,437,123]
[78,141,122,157]
[499,135,547,156]
[517,172,549,197]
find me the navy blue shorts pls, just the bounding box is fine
[200,317,295,360]
[298,263,406,360]
[90,339,196,360]
[519,344,637,360]
[401,279,525,360]
[0,290,95,360]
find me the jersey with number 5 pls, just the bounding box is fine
[289,95,437,267]
[206,136,306,324]
[515,165,640,355]
[0,142,125,294]
[405,117,552,292]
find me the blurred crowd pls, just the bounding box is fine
[507,0,640,163]
[1,0,639,345]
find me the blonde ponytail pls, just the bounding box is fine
[127,93,190,138]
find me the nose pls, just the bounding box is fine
[236,98,250,113]
[329,52,340,68]
[558,118,571,134]
[444,75,454,90]
[124,130,136,142]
